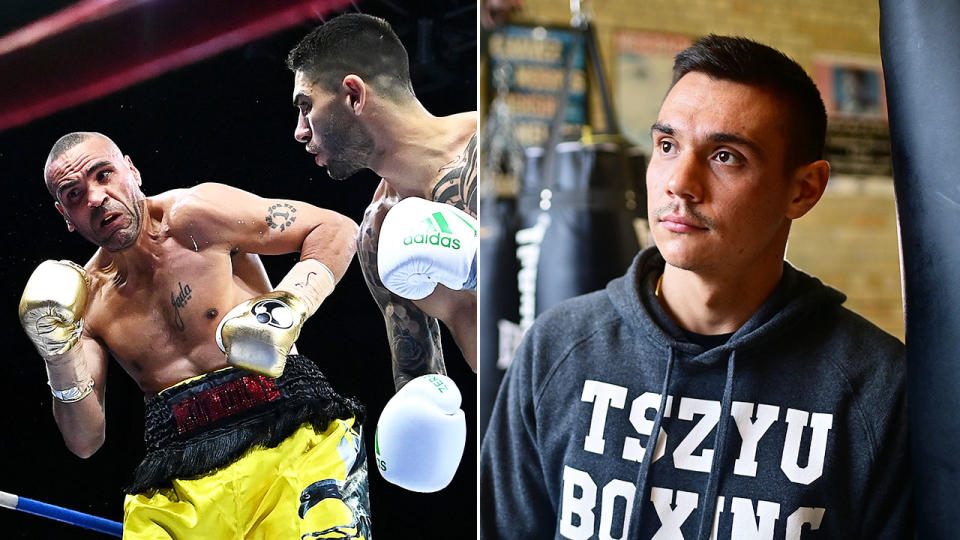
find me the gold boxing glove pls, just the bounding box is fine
[216,291,308,378]
[19,260,89,356]
[18,260,94,402]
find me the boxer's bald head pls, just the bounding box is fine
[43,132,146,251]
[287,13,414,102]
[44,132,121,192]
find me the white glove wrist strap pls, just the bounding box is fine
[274,259,336,318]
[44,347,93,402]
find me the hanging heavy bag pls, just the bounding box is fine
[518,20,644,318]
[478,64,525,439]
[880,1,960,536]
[478,196,521,439]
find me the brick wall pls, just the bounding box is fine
[507,0,880,83]
[788,177,903,339]
[498,0,904,339]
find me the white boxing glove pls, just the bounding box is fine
[377,197,477,300]
[374,374,466,493]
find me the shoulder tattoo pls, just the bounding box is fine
[431,133,477,216]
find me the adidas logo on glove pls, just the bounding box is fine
[402,210,475,250]
[378,197,478,300]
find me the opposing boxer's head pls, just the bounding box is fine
[647,36,830,274]
[44,132,146,252]
[288,14,414,180]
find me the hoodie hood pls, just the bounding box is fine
[607,247,847,365]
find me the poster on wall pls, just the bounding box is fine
[814,55,887,121]
[813,55,892,177]
[613,29,691,154]
[486,25,587,148]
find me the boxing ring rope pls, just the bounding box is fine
[0,490,122,537]
[0,0,355,133]
[0,0,147,56]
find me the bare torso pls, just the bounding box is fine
[40,163,356,457]
[83,190,272,394]
[357,117,479,381]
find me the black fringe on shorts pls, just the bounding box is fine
[125,355,363,495]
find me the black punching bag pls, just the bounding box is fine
[519,142,642,316]
[478,194,521,439]
[880,1,960,535]
[514,20,644,317]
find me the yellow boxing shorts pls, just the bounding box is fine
[122,355,369,539]
[123,419,369,539]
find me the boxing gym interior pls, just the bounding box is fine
[479,0,955,538]
[480,0,902,437]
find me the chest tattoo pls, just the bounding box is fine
[171,281,193,331]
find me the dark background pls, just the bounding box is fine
[0,1,477,538]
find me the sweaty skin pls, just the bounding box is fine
[292,67,478,382]
[356,120,478,387]
[80,192,287,393]
[43,134,357,456]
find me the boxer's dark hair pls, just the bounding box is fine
[672,35,827,169]
[287,13,414,101]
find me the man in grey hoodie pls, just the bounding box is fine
[480,35,910,539]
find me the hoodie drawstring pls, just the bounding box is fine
[630,346,676,537]
[695,350,737,540]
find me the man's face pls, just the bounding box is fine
[293,71,374,181]
[647,72,797,275]
[45,136,145,252]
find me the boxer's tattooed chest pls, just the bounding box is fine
[431,133,477,217]
[171,281,192,331]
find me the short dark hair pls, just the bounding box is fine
[287,13,414,101]
[672,35,827,168]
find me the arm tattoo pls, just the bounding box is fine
[171,281,193,331]
[430,133,477,217]
[358,201,445,391]
[266,203,298,232]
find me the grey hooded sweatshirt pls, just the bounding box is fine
[480,247,910,539]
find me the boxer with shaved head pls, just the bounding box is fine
[22,131,371,538]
